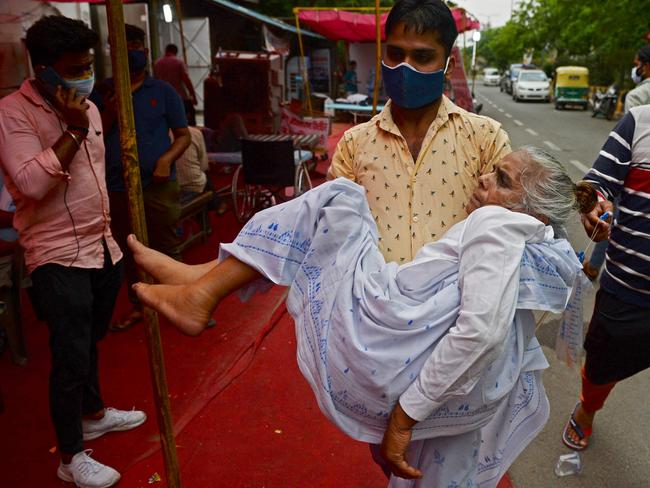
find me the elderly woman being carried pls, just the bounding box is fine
[128,147,596,488]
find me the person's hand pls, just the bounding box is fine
[581,199,614,241]
[380,403,422,480]
[53,85,90,129]
[153,155,172,183]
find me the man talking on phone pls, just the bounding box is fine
[0,16,145,488]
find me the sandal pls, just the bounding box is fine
[562,402,592,451]
[109,307,143,332]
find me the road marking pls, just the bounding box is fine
[505,113,512,118]
[569,159,591,174]
[514,119,523,126]
[525,128,539,136]
[543,140,561,151]
[498,108,504,113]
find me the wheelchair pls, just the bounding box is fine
[231,137,313,223]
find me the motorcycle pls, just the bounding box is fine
[591,84,619,120]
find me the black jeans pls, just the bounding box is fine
[30,244,123,454]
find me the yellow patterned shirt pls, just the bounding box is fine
[327,96,511,263]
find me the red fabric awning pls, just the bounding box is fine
[297,8,479,42]
[45,1,132,3]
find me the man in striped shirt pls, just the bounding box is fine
[563,104,650,451]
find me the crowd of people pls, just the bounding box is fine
[0,1,648,487]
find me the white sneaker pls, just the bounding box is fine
[83,407,147,441]
[57,450,120,488]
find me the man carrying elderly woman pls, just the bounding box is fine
[126,147,596,487]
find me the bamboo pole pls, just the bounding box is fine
[174,0,188,65]
[293,8,313,115]
[372,0,381,115]
[104,2,182,487]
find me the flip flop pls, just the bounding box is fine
[562,402,592,451]
[109,307,143,332]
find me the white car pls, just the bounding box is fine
[483,68,500,86]
[513,70,550,102]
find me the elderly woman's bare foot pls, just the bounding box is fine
[128,234,216,285]
[133,281,217,335]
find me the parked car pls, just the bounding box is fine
[483,67,500,86]
[501,63,522,94]
[512,69,550,102]
[501,63,536,94]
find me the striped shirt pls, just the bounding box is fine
[176,126,208,194]
[584,105,650,307]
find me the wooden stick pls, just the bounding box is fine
[293,8,312,116]
[104,1,181,486]
[174,0,188,65]
[372,0,381,116]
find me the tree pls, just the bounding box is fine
[482,0,648,86]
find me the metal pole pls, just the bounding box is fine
[148,0,160,63]
[104,2,182,487]
[175,0,188,65]
[372,0,381,116]
[471,40,477,96]
[293,8,313,115]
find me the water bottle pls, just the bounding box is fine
[555,452,582,476]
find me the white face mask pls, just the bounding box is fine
[64,73,95,98]
[631,66,643,85]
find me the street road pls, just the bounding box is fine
[474,84,649,488]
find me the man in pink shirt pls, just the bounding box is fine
[0,16,146,488]
[154,43,197,125]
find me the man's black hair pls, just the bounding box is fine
[165,44,179,54]
[125,24,146,45]
[25,15,98,68]
[638,44,650,64]
[385,0,458,57]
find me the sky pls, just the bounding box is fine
[454,0,518,29]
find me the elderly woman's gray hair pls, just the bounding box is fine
[512,146,595,237]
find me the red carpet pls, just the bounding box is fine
[0,123,513,487]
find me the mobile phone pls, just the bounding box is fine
[35,66,66,98]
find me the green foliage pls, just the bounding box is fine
[477,0,648,87]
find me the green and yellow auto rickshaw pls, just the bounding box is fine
[553,66,589,110]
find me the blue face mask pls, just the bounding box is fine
[64,73,95,98]
[381,58,450,109]
[128,49,148,73]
